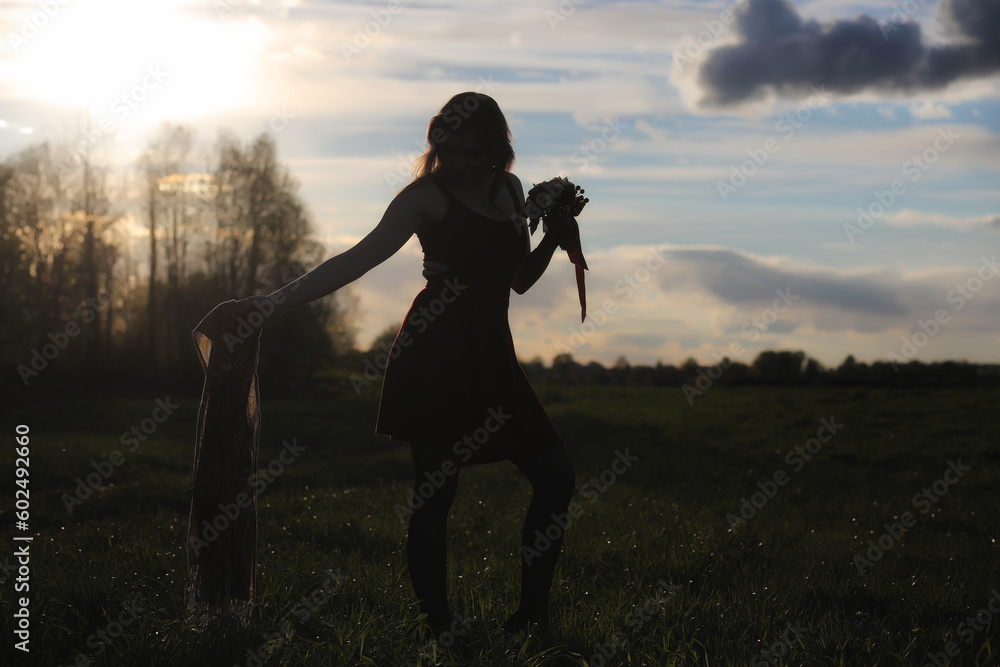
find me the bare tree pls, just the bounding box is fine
[2,140,120,380]
[138,122,197,365]
[3,125,354,389]
[207,129,358,383]
[70,147,118,373]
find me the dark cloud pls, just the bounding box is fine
[667,248,907,316]
[695,0,1000,106]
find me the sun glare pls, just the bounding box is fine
[12,0,272,127]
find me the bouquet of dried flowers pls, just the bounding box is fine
[524,177,590,322]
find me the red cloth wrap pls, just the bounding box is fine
[550,215,589,322]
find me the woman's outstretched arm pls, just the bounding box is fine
[244,185,436,317]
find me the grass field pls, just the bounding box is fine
[1,383,998,666]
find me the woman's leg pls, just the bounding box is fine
[406,439,461,636]
[507,445,576,629]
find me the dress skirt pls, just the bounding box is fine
[374,179,566,466]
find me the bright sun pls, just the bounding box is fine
[9,0,271,127]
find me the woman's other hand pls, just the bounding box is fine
[543,215,579,251]
[233,295,277,331]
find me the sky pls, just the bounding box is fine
[1,0,998,370]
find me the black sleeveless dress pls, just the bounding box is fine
[374,178,566,466]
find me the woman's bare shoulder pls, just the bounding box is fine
[505,172,526,200]
[397,176,448,231]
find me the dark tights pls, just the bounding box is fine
[406,441,576,633]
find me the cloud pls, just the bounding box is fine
[910,100,952,119]
[348,239,1000,368]
[691,0,1000,108]
[663,247,907,316]
[885,209,1000,231]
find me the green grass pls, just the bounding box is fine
[1,384,998,665]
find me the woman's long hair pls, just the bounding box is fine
[404,92,514,204]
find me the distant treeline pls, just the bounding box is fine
[513,350,999,390]
[355,327,998,393]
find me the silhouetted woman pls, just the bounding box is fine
[237,92,577,641]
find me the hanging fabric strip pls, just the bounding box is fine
[188,299,260,623]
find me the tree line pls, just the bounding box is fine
[514,350,999,389]
[1,122,356,394]
[358,328,997,392]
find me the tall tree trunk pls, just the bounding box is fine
[103,272,113,375]
[82,158,99,373]
[147,166,157,363]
